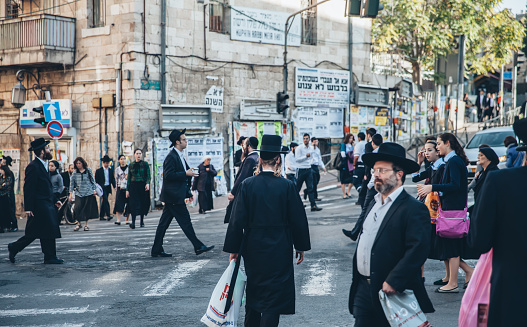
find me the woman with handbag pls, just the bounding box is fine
[113,155,130,225]
[413,140,445,264]
[69,157,98,231]
[191,155,217,214]
[417,133,474,293]
[339,133,355,199]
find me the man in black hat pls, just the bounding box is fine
[224,134,310,327]
[233,136,246,168]
[8,138,64,264]
[348,142,434,326]
[1,155,17,231]
[469,118,527,326]
[95,155,116,221]
[151,129,214,257]
[224,136,259,223]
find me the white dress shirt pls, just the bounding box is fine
[285,152,297,175]
[310,147,324,168]
[295,144,313,169]
[356,185,405,276]
[37,157,48,172]
[175,148,188,168]
[354,140,367,163]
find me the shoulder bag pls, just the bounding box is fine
[435,167,469,238]
[88,168,104,197]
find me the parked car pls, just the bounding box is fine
[464,126,516,177]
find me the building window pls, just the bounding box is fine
[88,0,105,28]
[301,0,317,45]
[209,2,227,33]
[5,0,21,18]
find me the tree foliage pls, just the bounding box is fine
[372,0,525,84]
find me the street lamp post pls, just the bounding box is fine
[11,69,43,108]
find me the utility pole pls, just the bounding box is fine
[512,51,518,112]
[455,34,465,136]
[500,64,504,124]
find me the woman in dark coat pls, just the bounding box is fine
[471,147,499,205]
[224,135,311,327]
[192,155,217,214]
[126,149,150,229]
[413,140,445,262]
[417,133,473,293]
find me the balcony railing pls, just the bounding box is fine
[0,14,76,66]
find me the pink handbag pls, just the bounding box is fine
[459,249,493,327]
[436,205,469,238]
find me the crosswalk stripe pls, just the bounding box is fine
[143,260,210,296]
[0,306,98,317]
[300,259,335,296]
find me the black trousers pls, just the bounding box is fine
[350,187,378,240]
[296,168,316,207]
[353,278,390,327]
[151,203,204,255]
[357,177,369,208]
[286,174,297,187]
[99,185,112,218]
[353,165,365,192]
[245,305,280,327]
[10,236,57,260]
[9,193,17,229]
[311,165,320,199]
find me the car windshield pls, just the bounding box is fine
[466,131,515,149]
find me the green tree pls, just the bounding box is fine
[372,0,525,85]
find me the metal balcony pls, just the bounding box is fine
[0,14,76,67]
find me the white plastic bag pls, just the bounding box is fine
[378,290,431,327]
[201,260,247,327]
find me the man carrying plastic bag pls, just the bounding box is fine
[223,135,311,327]
[378,290,431,327]
[201,259,247,327]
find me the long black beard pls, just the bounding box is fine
[43,151,53,160]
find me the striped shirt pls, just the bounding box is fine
[69,168,97,198]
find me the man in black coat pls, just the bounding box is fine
[469,118,527,326]
[357,128,376,207]
[348,143,434,326]
[224,136,259,223]
[95,155,116,221]
[233,136,246,168]
[224,135,310,327]
[151,129,214,257]
[60,163,74,198]
[475,89,487,122]
[2,155,17,231]
[8,138,64,264]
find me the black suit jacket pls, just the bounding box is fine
[469,167,527,326]
[349,189,434,314]
[159,149,192,205]
[60,172,71,197]
[231,152,259,197]
[95,167,116,194]
[475,94,488,110]
[23,159,61,239]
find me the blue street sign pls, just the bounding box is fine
[503,71,512,80]
[43,102,62,122]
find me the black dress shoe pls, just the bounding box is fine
[195,245,214,255]
[44,258,64,264]
[311,206,322,212]
[114,222,121,225]
[151,252,172,258]
[8,243,16,263]
[107,216,113,221]
[314,198,322,201]
[99,217,106,221]
[342,229,354,239]
[129,224,135,229]
[433,279,449,286]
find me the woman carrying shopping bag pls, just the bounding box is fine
[223,135,311,327]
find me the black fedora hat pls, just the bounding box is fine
[169,129,186,148]
[258,135,288,159]
[101,154,112,163]
[2,156,12,166]
[237,136,246,145]
[28,138,50,152]
[513,118,527,151]
[362,142,420,174]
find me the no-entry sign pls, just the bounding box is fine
[47,121,64,139]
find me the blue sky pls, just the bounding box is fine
[501,0,526,14]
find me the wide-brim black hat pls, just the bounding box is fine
[237,136,246,145]
[101,155,112,163]
[362,142,420,174]
[169,128,186,148]
[2,156,12,166]
[28,138,50,152]
[257,135,287,153]
[513,118,527,151]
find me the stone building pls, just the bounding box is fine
[0,0,373,212]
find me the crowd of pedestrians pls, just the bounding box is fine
[3,117,527,326]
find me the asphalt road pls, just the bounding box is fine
[0,182,474,326]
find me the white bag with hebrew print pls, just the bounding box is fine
[379,290,432,327]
